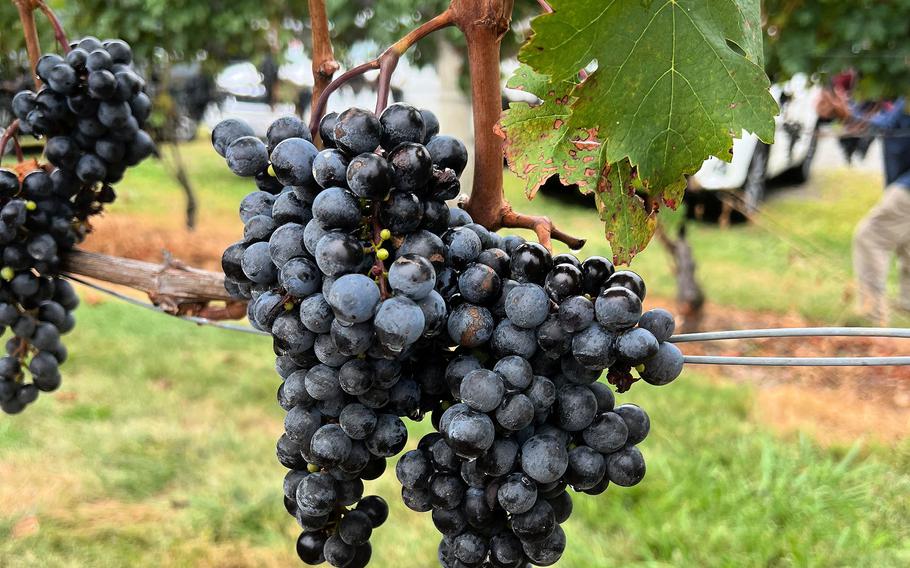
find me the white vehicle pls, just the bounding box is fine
[689,73,821,212]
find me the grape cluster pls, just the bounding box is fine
[0,38,154,414]
[11,37,155,187]
[216,103,683,566]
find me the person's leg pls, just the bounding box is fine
[897,241,910,312]
[852,186,910,322]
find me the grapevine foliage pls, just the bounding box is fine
[501,0,777,263]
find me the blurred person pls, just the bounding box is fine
[818,89,910,323]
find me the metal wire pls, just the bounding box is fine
[63,276,910,366]
[670,327,910,342]
[63,275,271,337]
[683,355,910,366]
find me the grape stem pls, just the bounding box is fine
[307,0,340,127]
[307,9,456,137]
[34,0,70,54]
[499,204,586,250]
[14,0,43,89]
[370,206,390,299]
[0,120,24,163]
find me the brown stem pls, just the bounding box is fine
[14,0,42,89]
[1,120,21,160]
[374,55,400,115]
[308,60,380,137]
[656,223,705,332]
[500,204,586,250]
[449,0,586,251]
[307,0,339,125]
[162,143,198,230]
[35,0,70,53]
[307,9,456,137]
[61,249,240,316]
[536,0,554,13]
[454,0,512,229]
[370,206,390,298]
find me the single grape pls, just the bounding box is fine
[426,135,468,176]
[334,107,382,156]
[270,137,318,186]
[226,136,269,177]
[595,285,642,331]
[614,403,650,445]
[605,445,646,487]
[388,254,436,300]
[640,341,684,386]
[327,273,381,324]
[388,142,432,193]
[379,103,426,149]
[346,152,391,199]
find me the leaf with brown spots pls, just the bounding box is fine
[501,0,777,264]
[498,65,593,199]
[594,159,658,264]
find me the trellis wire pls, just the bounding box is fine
[670,327,910,342]
[682,355,910,367]
[64,276,909,366]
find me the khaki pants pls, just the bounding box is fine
[853,184,910,322]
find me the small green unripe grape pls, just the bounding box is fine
[267,164,276,177]
[284,301,295,311]
[25,201,37,211]
[0,267,14,281]
[379,229,391,241]
[376,248,389,261]
[635,364,645,374]
[307,463,320,473]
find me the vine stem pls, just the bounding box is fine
[307,9,456,137]
[452,0,584,251]
[0,120,23,162]
[370,205,390,298]
[35,0,70,53]
[14,0,43,89]
[307,0,339,125]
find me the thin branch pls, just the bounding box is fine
[500,204,586,250]
[374,56,399,115]
[1,120,21,161]
[536,0,554,13]
[34,0,70,53]
[61,248,241,317]
[307,9,456,136]
[307,0,340,123]
[308,60,380,137]
[370,205,390,298]
[67,275,258,331]
[14,0,43,89]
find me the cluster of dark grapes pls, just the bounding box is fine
[0,38,154,414]
[11,36,155,186]
[402,273,681,567]
[216,102,683,567]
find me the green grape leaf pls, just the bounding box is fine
[504,0,777,263]
[496,65,589,199]
[594,159,659,263]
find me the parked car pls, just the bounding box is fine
[688,73,820,213]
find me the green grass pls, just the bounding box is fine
[1,139,908,566]
[0,300,907,567]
